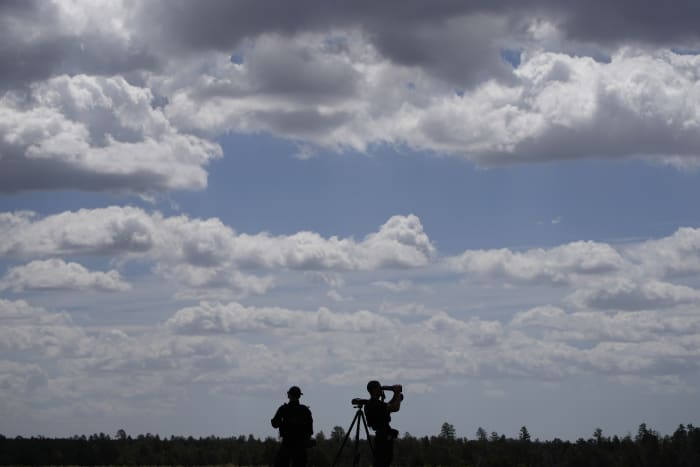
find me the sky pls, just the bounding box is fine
[1,0,700,442]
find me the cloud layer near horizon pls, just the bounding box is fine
[1,208,700,408]
[2,286,699,422]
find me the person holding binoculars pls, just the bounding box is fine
[364,381,403,467]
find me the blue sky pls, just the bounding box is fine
[5,133,698,252]
[2,0,700,443]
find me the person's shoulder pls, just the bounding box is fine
[366,398,384,409]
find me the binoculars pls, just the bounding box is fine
[381,385,402,392]
[352,384,403,406]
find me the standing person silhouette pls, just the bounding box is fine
[271,386,314,467]
[364,380,402,467]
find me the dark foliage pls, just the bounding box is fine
[1,422,699,466]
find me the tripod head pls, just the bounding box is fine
[351,398,369,408]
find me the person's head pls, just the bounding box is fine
[287,386,303,401]
[366,380,382,399]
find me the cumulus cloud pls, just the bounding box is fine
[565,278,700,311]
[304,271,345,288]
[0,297,224,413]
[326,289,348,302]
[0,75,221,193]
[0,208,434,269]
[512,305,700,343]
[146,28,700,170]
[446,227,700,316]
[626,227,700,277]
[0,208,434,298]
[166,301,393,334]
[0,1,158,91]
[447,240,624,285]
[4,206,700,310]
[391,47,700,168]
[132,1,700,74]
[0,207,158,257]
[0,299,89,358]
[0,259,130,292]
[2,2,700,199]
[160,265,275,300]
[162,212,435,271]
[2,292,700,418]
[162,299,700,388]
[0,360,48,394]
[424,311,504,346]
[372,280,413,293]
[4,206,700,317]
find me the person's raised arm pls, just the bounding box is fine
[385,385,403,413]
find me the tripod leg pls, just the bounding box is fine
[331,411,359,467]
[353,412,361,467]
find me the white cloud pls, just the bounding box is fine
[511,305,700,343]
[424,311,504,346]
[304,271,346,288]
[446,227,700,317]
[166,301,393,334]
[0,299,89,358]
[627,227,700,277]
[447,240,624,285]
[326,289,348,302]
[0,74,221,193]
[4,206,700,313]
[0,207,158,257]
[565,278,700,310]
[158,264,275,300]
[372,280,413,292]
[2,293,700,420]
[0,208,434,299]
[0,1,157,91]
[0,259,130,292]
[2,4,700,194]
[150,31,700,169]
[378,302,439,317]
[0,360,48,394]
[231,214,435,270]
[160,300,700,388]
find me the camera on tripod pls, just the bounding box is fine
[351,398,369,408]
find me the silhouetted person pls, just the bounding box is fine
[271,386,314,467]
[364,380,402,467]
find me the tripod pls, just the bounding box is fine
[331,404,374,467]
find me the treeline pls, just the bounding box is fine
[2,422,700,466]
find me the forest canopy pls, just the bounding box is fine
[2,422,699,466]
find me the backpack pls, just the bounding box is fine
[280,403,311,439]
